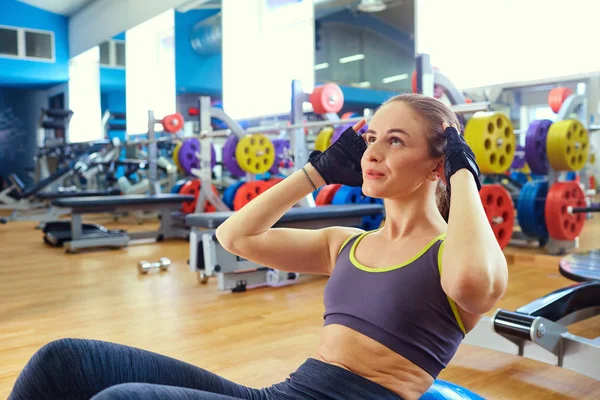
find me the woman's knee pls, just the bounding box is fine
[29,338,89,368]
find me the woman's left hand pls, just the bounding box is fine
[442,122,481,193]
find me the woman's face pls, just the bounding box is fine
[361,101,441,199]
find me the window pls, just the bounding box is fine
[99,39,126,68]
[0,25,54,61]
[0,27,18,56]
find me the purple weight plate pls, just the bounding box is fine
[332,122,368,144]
[511,144,526,169]
[178,138,200,175]
[210,144,217,169]
[525,119,552,175]
[269,139,290,174]
[223,135,245,177]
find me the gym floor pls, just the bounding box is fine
[1,213,599,399]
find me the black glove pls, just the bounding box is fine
[309,126,366,187]
[444,126,481,192]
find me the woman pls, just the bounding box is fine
[9,94,507,400]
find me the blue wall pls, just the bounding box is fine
[0,0,69,88]
[175,9,222,96]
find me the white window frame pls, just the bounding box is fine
[100,39,125,69]
[0,24,55,62]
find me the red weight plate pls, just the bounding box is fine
[548,87,573,114]
[544,181,586,241]
[315,184,342,206]
[179,179,218,213]
[233,180,272,210]
[309,83,344,114]
[479,184,515,249]
[162,113,184,133]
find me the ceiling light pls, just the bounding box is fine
[314,63,329,70]
[382,74,409,83]
[357,0,387,13]
[339,54,365,64]
[355,81,371,88]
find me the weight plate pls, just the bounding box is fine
[235,134,275,175]
[524,119,552,175]
[178,138,200,175]
[162,113,184,133]
[359,195,384,230]
[331,186,362,205]
[309,83,344,114]
[509,171,529,186]
[546,119,589,172]
[269,139,290,174]
[544,181,586,241]
[223,135,246,177]
[233,180,271,210]
[517,180,548,239]
[511,143,526,169]
[171,179,188,194]
[172,142,183,173]
[479,184,514,249]
[222,180,246,210]
[332,122,368,145]
[179,179,218,214]
[315,184,342,206]
[341,112,360,120]
[464,112,516,174]
[315,127,334,152]
[548,87,573,114]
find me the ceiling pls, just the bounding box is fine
[18,0,95,16]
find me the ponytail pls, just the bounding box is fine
[436,180,450,222]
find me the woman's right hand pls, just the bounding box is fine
[308,119,368,187]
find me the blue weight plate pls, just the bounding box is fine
[509,171,528,186]
[517,180,548,239]
[359,195,384,230]
[312,186,322,200]
[331,186,363,205]
[223,180,246,209]
[171,179,188,194]
[565,171,577,181]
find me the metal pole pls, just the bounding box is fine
[147,110,160,195]
[416,54,434,98]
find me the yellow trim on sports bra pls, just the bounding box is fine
[349,231,446,273]
[438,242,467,335]
[338,233,359,255]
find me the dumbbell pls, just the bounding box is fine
[137,257,171,274]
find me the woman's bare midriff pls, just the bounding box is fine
[311,324,433,400]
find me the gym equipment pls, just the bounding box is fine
[43,221,125,247]
[233,180,272,210]
[510,144,526,169]
[222,135,246,177]
[138,257,171,274]
[559,249,600,282]
[173,142,183,172]
[46,194,193,253]
[420,380,484,400]
[462,280,600,380]
[315,184,342,206]
[315,127,334,152]
[222,180,246,209]
[479,184,514,249]
[235,134,276,174]
[331,186,362,205]
[177,138,216,175]
[359,195,384,230]
[179,179,218,214]
[546,120,589,172]
[161,113,184,133]
[37,108,73,147]
[544,181,586,241]
[463,112,515,174]
[516,180,549,240]
[186,204,384,291]
[525,119,552,175]
[309,83,344,114]
[331,122,368,144]
[548,87,573,113]
[269,139,291,174]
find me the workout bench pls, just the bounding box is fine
[185,204,384,292]
[50,194,193,253]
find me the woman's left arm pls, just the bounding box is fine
[440,129,508,315]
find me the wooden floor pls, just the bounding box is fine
[1,213,600,399]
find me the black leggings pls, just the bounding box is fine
[8,338,403,399]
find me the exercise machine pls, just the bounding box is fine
[462,257,600,380]
[186,204,384,291]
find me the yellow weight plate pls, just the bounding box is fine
[315,127,334,152]
[235,134,275,174]
[590,153,596,164]
[546,119,589,171]
[518,162,531,174]
[173,141,183,173]
[463,112,515,174]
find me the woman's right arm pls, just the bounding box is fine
[215,162,363,276]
